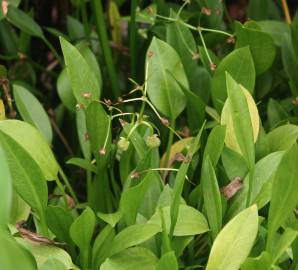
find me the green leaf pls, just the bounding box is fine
[267,124,298,152]
[0,145,12,229]
[66,15,84,40]
[0,131,48,233]
[41,257,67,270]
[146,37,187,120]
[69,207,96,268]
[45,205,74,245]
[109,224,161,256]
[241,251,272,270]
[148,205,209,236]
[97,211,122,228]
[66,157,97,173]
[120,171,159,225]
[6,6,44,38]
[258,21,290,46]
[10,192,30,225]
[60,37,101,106]
[0,230,37,270]
[203,125,226,167]
[267,145,298,248]
[205,205,258,270]
[92,225,115,270]
[86,101,111,166]
[13,83,53,143]
[235,22,276,75]
[156,251,178,270]
[101,247,158,270]
[211,47,255,111]
[0,120,59,180]
[201,156,222,239]
[270,228,298,264]
[17,237,74,269]
[57,69,76,112]
[223,73,256,168]
[76,109,91,160]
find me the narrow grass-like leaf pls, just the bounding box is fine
[201,156,222,239]
[206,205,258,270]
[267,145,298,249]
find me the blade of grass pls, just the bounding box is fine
[91,0,120,98]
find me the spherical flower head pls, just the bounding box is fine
[146,134,161,149]
[117,137,130,151]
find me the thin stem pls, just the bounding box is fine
[201,27,233,37]
[58,167,79,204]
[129,0,138,78]
[81,0,90,38]
[138,62,149,121]
[198,29,213,65]
[91,0,120,98]
[281,0,291,24]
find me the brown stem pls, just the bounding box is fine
[281,0,291,24]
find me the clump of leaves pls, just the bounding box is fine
[0,0,298,270]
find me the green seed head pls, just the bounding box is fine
[146,134,161,148]
[117,137,130,151]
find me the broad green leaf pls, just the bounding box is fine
[6,6,44,38]
[92,225,115,270]
[10,192,30,224]
[76,42,102,91]
[156,251,178,270]
[0,230,37,270]
[148,205,209,236]
[101,247,158,270]
[267,98,288,128]
[60,37,100,106]
[41,257,67,270]
[206,205,258,270]
[66,15,84,40]
[166,18,202,93]
[0,120,59,180]
[0,131,48,231]
[201,156,222,239]
[270,228,298,264]
[17,237,74,269]
[267,124,298,152]
[69,207,96,268]
[267,145,298,248]
[211,47,255,111]
[120,171,159,225]
[45,205,74,245]
[241,251,272,270]
[146,37,187,120]
[203,125,226,167]
[236,22,276,75]
[226,151,284,219]
[85,101,111,166]
[57,69,76,112]
[0,145,12,229]
[222,74,256,168]
[13,84,53,143]
[76,109,91,160]
[97,211,122,228]
[109,224,161,256]
[258,21,290,46]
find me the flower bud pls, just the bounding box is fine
[146,134,161,149]
[117,137,130,151]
